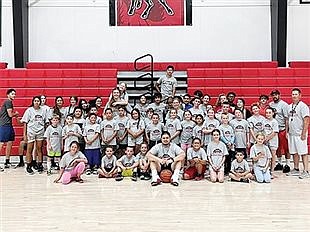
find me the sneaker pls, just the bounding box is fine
[151,178,161,186]
[283,165,291,173]
[4,162,11,169]
[32,162,38,170]
[54,163,60,171]
[26,166,34,175]
[131,173,137,182]
[286,169,300,176]
[92,169,98,175]
[299,171,310,179]
[14,162,25,169]
[37,164,44,173]
[115,174,123,181]
[274,163,283,171]
[240,178,250,183]
[140,174,145,180]
[144,173,151,180]
[0,167,4,172]
[85,169,92,175]
[47,170,52,176]
[171,180,179,186]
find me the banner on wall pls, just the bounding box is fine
[109,0,192,26]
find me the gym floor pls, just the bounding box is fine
[1,168,310,232]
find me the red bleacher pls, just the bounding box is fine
[0,68,117,155]
[26,61,278,71]
[187,67,310,104]
[289,61,310,68]
[1,62,310,156]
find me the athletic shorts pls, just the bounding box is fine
[104,167,113,173]
[160,163,172,171]
[184,165,206,179]
[122,168,133,177]
[288,135,308,155]
[128,135,143,147]
[47,150,61,158]
[278,130,289,155]
[181,143,191,152]
[0,125,15,142]
[27,130,44,143]
[84,148,101,166]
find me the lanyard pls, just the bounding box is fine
[291,101,300,121]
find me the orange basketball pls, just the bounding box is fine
[160,169,173,183]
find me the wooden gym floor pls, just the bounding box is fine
[1,167,310,232]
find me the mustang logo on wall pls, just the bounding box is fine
[109,0,192,26]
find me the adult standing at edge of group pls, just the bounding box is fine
[286,88,309,178]
[269,89,291,173]
[0,89,19,170]
[155,65,177,101]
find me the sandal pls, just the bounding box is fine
[171,181,179,186]
[76,178,84,183]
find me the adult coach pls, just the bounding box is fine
[287,88,309,178]
[0,89,19,170]
[146,131,185,186]
[269,90,290,173]
[155,65,177,100]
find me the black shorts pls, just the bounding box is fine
[104,167,113,173]
[160,163,172,172]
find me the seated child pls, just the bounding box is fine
[229,151,252,183]
[183,138,207,181]
[54,141,88,184]
[136,143,151,180]
[98,146,118,178]
[115,146,139,181]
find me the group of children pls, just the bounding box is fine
[2,84,308,186]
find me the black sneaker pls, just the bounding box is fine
[4,162,11,169]
[283,164,291,173]
[274,163,283,171]
[32,161,38,170]
[0,167,4,172]
[131,172,137,181]
[240,178,250,183]
[85,169,92,175]
[37,164,44,173]
[14,162,25,169]
[26,166,34,175]
[115,173,123,181]
[144,173,151,180]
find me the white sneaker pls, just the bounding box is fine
[299,171,310,179]
[286,169,300,176]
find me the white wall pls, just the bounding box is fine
[0,0,14,68]
[287,0,310,62]
[2,0,272,67]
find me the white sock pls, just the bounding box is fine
[151,170,159,182]
[172,169,180,182]
[277,157,282,163]
[286,159,290,165]
[47,161,51,171]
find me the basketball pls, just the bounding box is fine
[160,169,173,183]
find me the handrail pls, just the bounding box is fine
[133,54,154,103]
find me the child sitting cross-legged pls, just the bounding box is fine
[229,151,252,183]
[115,146,139,181]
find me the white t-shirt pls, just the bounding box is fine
[21,107,49,134]
[287,101,310,136]
[187,147,207,161]
[269,100,289,131]
[250,144,272,170]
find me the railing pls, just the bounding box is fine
[133,54,154,104]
